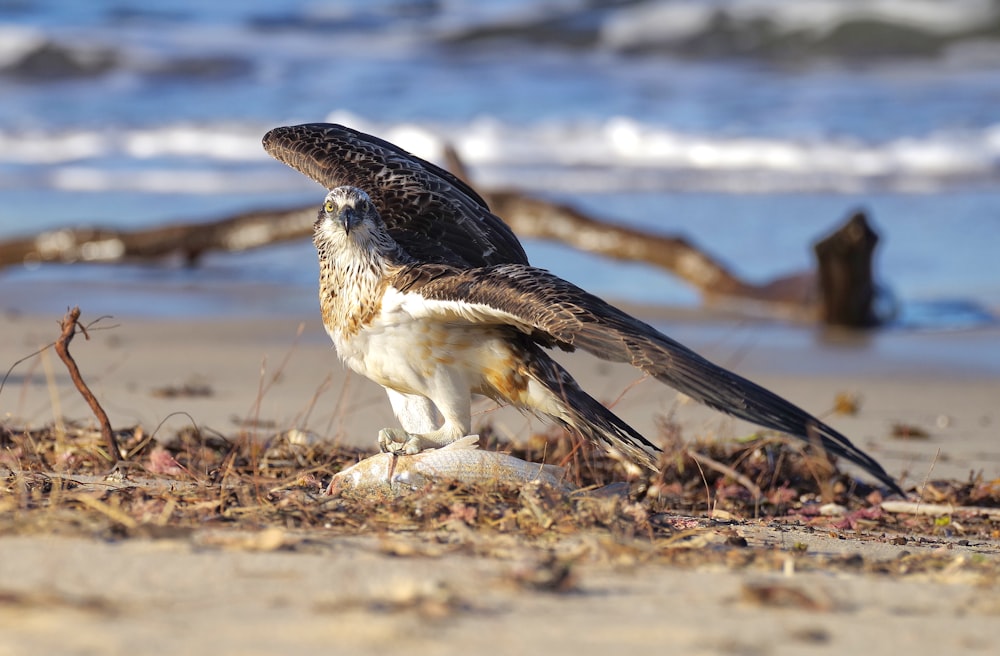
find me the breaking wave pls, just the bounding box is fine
[2,115,997,195]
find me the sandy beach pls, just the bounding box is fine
[1,308,999,655]
[3,1,1000,652]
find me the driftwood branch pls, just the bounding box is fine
[54,307,120,466]
[0,206,315,267]
[440,144,759,299]
[0,149,883,327]
[445,146,879,324]
[490,191,756,297]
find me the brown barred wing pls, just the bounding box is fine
[263,123,527,268]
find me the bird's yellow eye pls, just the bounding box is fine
[324,200,335,214]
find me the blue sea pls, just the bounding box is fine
[1,0,999,329]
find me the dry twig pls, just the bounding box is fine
[685,448,763,507]
[880,501,1000,519]
[53,307,120,467]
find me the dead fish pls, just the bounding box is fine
[327,435,569,498]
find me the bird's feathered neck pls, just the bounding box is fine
[314,213,411,341]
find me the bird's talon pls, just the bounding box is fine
[378,428,424,455]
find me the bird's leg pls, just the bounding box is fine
[384,389,439,434]
[378,388,472,455]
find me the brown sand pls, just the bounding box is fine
[1,310,999,655]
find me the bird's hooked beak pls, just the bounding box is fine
[338,207,361,235]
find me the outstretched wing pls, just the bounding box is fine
[262,123,528,268]
[395,262,904,495]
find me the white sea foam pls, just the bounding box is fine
[0,126,271,166]
[47,167,304,194]
[329,113,1000,193]
[601,0,1000,51]
[123,125,268,161]
[2,115,996,195]
[0,130,108,164]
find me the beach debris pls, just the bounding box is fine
[818,503,848,516]
[890,422,930,440]
[787,626,832,645]
[829,506,885,530]
[326,436,570,498]
[145,445,187,477]
[3,415,1000,583]
[314,578,472,621]
[507,552,578,593]
[832,392,861,416]
[53,307,121,469]
[151,382,214,399]
[880,500,1000,520]
[197,527,295,552]
[739,581,838,612]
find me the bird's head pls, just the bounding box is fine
[314,186,398,253]
[318,186,381,236]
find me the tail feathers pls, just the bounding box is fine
[525,350,661,473]
[524,346,905,497]
[642,351,906,496]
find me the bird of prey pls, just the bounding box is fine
[263,125,904,496]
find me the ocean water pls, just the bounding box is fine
[1,0,999,327]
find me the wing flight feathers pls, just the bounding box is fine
[263,123,527,268]
[400,263,904,495]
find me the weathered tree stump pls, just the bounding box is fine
[813,211,879,328]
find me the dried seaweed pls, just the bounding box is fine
[1,414,997,584]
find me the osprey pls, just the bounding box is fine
[264,125,904,496]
